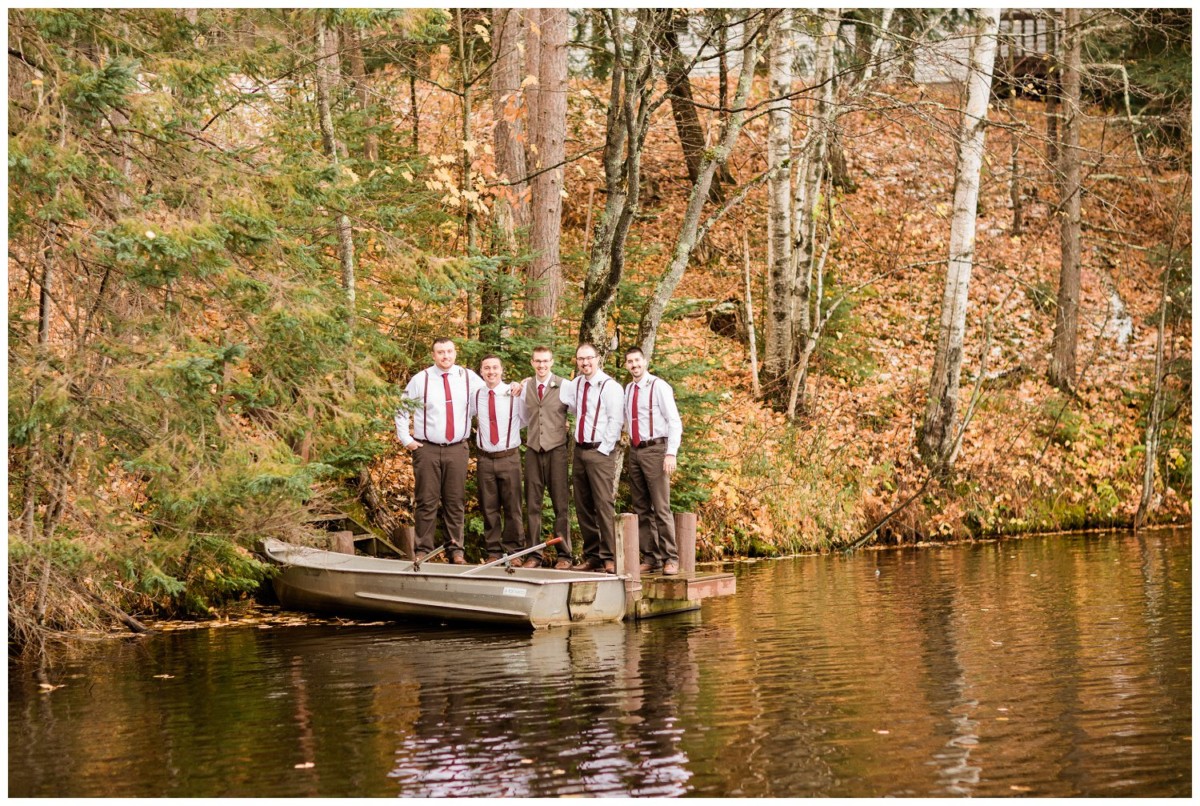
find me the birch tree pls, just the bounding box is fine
[763,10,796,400]
[788,9,839,406]
[918,9,1001,472]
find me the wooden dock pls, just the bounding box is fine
[616,512,736,620]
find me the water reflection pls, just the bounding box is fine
[8,529,1191,797]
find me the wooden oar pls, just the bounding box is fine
[461,537,564,576]
[409,544,447,571]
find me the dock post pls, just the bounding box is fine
[621,513,641,582]
[620,512,642,611]
[331,530,355,555]
[674,512,697,576]
[399,525,416,559]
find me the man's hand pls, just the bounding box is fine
[663,454,677,475]
[406,441,423,452]
[509,381,523,396]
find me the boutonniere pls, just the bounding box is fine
[548,381,559,389]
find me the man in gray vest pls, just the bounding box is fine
[515,346,573,569]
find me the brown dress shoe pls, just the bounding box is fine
[521,556,544,569]
[485,554,503,564]
[603,559,616,574]
[638,561,661,574]
[450,551,467,565]
[572,557,601,572]
[413,552,428,562]
[553,558,574,571]
[662,560,679,575]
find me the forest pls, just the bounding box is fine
[7,9,1191,645]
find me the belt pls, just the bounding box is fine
[479,447,519,459]
[631,437,666,449]
[430,439,467,448]
[576,441,601,450]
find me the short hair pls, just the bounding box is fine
[479,354,502,368]
[624,346,645,360]
[576,342,599,357]
[432,336,455,349]
[531,345,553,357]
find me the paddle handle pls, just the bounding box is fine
[461,537,563,576]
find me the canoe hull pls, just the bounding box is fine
[263,539,626,629]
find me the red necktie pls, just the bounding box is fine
[488,389,499,445]
[442,373,455,442]
[538,383,545,400]
[631,384,641,447]
[577,381,590,442]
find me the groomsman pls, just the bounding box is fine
[623,347,683,575]
[395,337,484,563]
[559,343,624,573]
[517,346,573,569]
[469,355,527,562]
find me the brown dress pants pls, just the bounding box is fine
[477,449,526,557]
[572,444,617,563]
[411,441,469,555]
[627,441,677,565]
[524,443,571,562]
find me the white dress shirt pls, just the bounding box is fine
[395,365,485,446]
[624,372,683,455]
[468,382,527,452]
[559,370,624,456]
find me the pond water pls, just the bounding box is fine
[9,528,1190,797]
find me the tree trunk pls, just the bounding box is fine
[579,9,655,355]
[918,9,1000,472]
[490,9,529,242]
[784,9,838,408]
[486,9,528,334]
[638,15,769,363]
[525,8,567,325]
[658,11,730,200]
[860,7,894,83]
[315,19,356,315]
[454,10,479,334]
[763,10,795,400]
[1135,249,1170,529]
[1048,7,1082,393]
[743,230,761,398]
[1044,9,1060,166]
[343,24,377,162]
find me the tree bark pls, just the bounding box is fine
[763,10,795,400]
[343,24,377,162]
[918,9,1000,472]
[454,10,479,334]
[784,9,838,408]
[486,9,528,334]
[638,14,770,363]
[579,9,655,356]
[315,19,356,314]
[1044,9,1060,166]
[490,9,529,243]
[658,11,730,199]
[525,8,567,325]
[1048,7,1082,393]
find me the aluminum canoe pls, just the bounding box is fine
[262,539,627,629]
